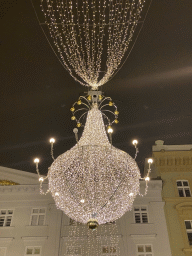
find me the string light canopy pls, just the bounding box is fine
[34,91,153,228]
[38,0,149,89]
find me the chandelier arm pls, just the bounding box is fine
[98,97,112,108]
[102,109,116,116]
[134,147,139,160]
[79,96,91,107]
[100,104,112,110]
[101,112,110,124]
[81,102,90,109]
[73,108,89,115]
[50,143,55,160]
[138,180,149,197]
[77,111,88,123]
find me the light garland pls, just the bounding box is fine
[39,0,147,89]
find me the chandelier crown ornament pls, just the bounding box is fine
[34,91,153,228]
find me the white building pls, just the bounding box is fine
[0,166,171,256]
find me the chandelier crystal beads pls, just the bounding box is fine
[48,104,141,225]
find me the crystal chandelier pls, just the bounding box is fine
[37,0,149,89]
[34,91,153,228]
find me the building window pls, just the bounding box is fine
[0,210,13,227]
[102,245,117,255]
[137,245,153,256]
[66,246,81,255]
[177,180,191,197]
[0,247,6,256]
[25,247,41,255]
[30,208,46,226]
[134,207,148,223]
[185,220,192,245]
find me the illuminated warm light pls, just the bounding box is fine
[145,177,150,182]
[107,126,113,134]
[55,192,59,196]
[132,140,138,146]
[39,177,44,182]
[148,158,153,164]
[40,0,147,88]
[34,158,39,163]
[49,138,55,144]
[48,105,141,225]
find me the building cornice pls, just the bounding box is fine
[163,197,192,202]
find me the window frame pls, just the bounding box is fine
[184,220,192,245]
[136,244,153,256]
[133,206,149,224]
[0,209,14,227]
[24,246,41,255]
[30,208,46,226]
[101,244,118,255]
[176,180,191,197]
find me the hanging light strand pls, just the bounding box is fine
[39,0,147,89]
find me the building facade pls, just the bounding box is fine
[0,166,171,256]
[151,140,192,256]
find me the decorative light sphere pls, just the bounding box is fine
[34,158,40,163]
[50,138,55,144]
[107,126,113,134]
[48,106,141,225]
[39,177,44,182]
[145,177,150,182]
[148,158,153,164]
[132,139,138,146]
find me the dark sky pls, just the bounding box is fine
[0,0,192,175]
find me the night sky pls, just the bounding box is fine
[1,0,192,175]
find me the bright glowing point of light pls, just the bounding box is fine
[129,193,134,196]
[34,158,39,163]
[39,177,44,182]
[80,199,85,203]
[145,177,150,182]
[148,158,153,164]
[50,138,55,144]
[107,127,113,134]
[132,140,138,146]
[55,192,59,196]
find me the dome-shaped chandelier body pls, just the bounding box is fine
[48,104,140,225]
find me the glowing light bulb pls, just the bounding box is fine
[50,138,55,144]
[34,158,39,163]
[129,192,134,196]
[55,192,59,196]
[145,177,150,182]
[80,199,85,203]
[39,177,44,182]
[107,126,113,134]
[132,140,138,146]
[148,158,153,164]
